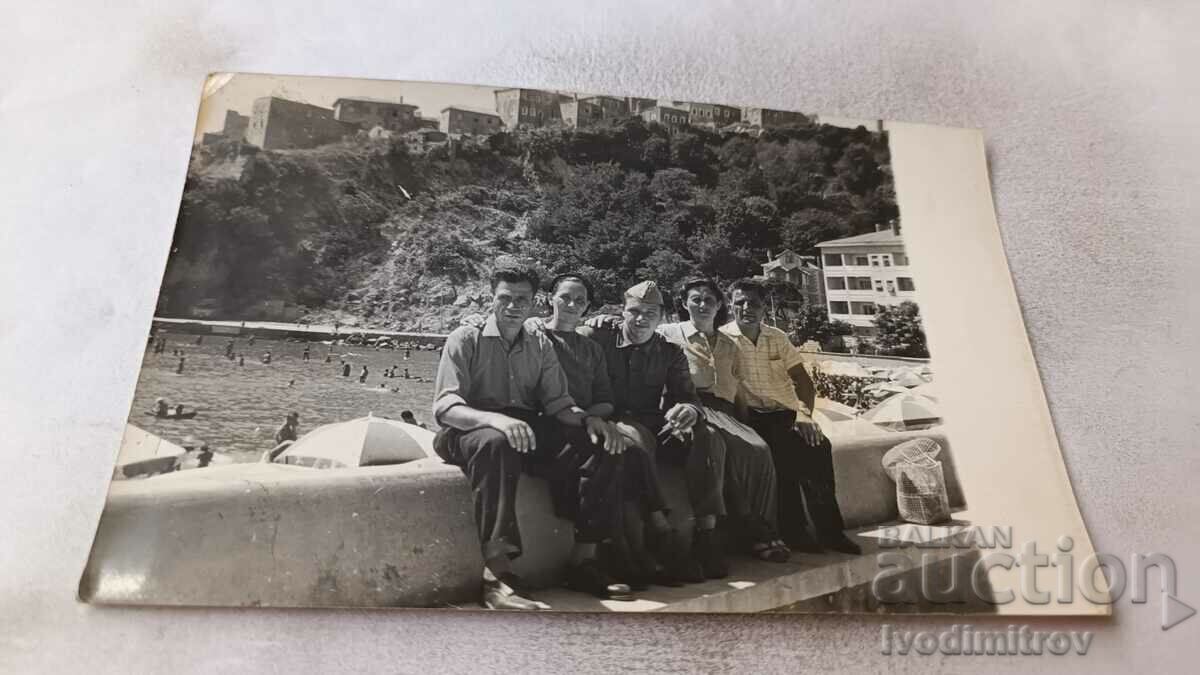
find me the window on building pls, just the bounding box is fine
[823,254,843,266]
[830,301,849,315]
[855,256,869,266]
[882,254,892,267]
[886,280,896,295]
[827,276,846,290]
[898,277,915,291]
[874,280,884,292]
[852,303,877,316]
[870,255,880,267]
[894,253,908,266]
[849,276,873,290]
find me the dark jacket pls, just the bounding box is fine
[578,324,702,418]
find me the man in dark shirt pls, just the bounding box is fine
[579,280,728,579]
[433,265,632,610]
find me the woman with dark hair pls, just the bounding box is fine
[527,273,702,588]
[657,277,790,567]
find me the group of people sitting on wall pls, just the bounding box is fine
[432,264,861,610]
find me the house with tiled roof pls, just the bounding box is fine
[758,249,825,310]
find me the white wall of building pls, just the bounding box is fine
[820,243,918,329]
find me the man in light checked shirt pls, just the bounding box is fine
[720,278,861,555]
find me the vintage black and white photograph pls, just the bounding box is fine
[81,73,1064,614]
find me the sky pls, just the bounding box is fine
[193,73,505,140]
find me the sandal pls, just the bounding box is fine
[752,540,791,563]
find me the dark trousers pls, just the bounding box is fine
[746,409,847,542]
[433,408,623,561]
[615,413,725,518]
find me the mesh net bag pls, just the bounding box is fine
[881,437,951,525]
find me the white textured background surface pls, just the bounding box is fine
[2,1,1198,672]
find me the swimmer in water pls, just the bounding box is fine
[176,356,185,374]
[238,354,245,366]
[154,397,169,417]
[302,345,311,361]
[359,365,369,383]
[342,363,351,377]
[288,379,295,387]
[403,367,410,380]
[262,350,272,364]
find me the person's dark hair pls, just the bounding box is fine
[728,277,769,302]
[490,265,540,292]
[400,410,415,419]
[674,277,729,326]
[550,273,595,314]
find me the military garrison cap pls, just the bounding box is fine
[624,280,664,305]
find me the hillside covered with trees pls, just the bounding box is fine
[161,118,898,333]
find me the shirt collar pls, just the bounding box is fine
[482,315,503,337]
[617,327,656,350]
[681,321,700,339]
[720,320,764,344]
[482,314,529,346]
[719,321,745,338]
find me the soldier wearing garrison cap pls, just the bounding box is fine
[578,279,731,583]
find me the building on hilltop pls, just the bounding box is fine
[494,88,569,128]
[639,105,689,130]
[758,249,826,310]
[244,97,359,150]
[201,110,250,145]
[742,107,810,129]
[815,221,916,333]
[440,106,503,136]
[222,110,249,140]
[332,97,421,133]
[559,98,604,128]
[560,95,630,127]
[675,101,742,128]
[626,97,658,115]
[580,95,630,119]
[811,115,885,133]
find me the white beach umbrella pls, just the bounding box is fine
[274,414,434,468]
[861,389,941,431]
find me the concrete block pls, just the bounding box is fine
[82,429,960,608]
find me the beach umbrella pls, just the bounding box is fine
[909,381,939,401]
[861,389,941,431]
[812,399,888,438]
[274,414,435,468]
[864,382,910,396]
[891,369,928,387]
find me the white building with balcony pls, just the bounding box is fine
[815,222,918,333]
